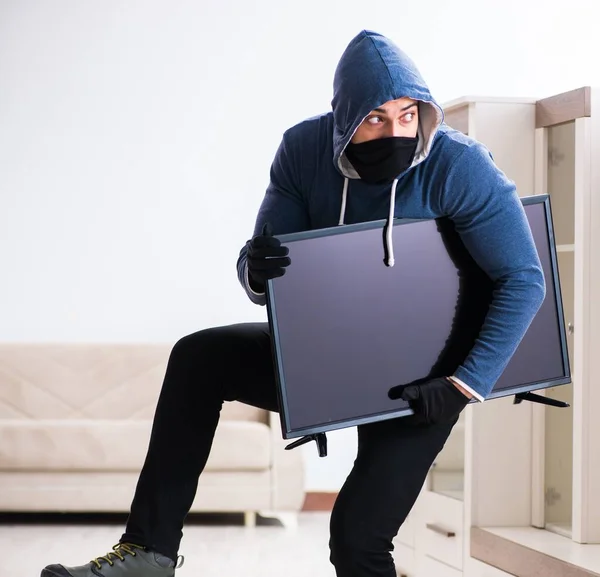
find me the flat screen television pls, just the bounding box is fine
[265,194,571,445]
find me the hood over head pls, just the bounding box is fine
[332,30,444,179]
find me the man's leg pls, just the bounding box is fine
[329,414,458,577]
[42,322,276,576]
[121,322,277,559]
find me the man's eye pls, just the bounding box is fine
[367,116,383,125]
[403,112,416,122]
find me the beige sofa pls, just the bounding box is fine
[0,344,305,525]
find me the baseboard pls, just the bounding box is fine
[302,491,338,511]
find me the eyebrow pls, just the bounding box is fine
[372,102,418,114]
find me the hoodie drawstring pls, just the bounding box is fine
[338,177,349,226]
[339,177,397,267]
[384,178,398,267]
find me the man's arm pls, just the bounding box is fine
[237,130,311,305]
[442,141,546,400]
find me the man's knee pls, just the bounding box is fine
[170,327,223,367]
[329,511,394,576]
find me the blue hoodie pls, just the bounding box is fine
[237,30,545,400]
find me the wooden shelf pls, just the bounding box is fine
[471,527,600,577]
[546,522,573,539]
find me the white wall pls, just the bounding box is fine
[0,0,597,491]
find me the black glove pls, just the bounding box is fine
[400,377,470,425]
[246,223,291,292]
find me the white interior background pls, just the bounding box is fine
[1,0,597,491]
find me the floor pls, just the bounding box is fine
[1,512,335,577]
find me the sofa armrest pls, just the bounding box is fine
[268,411,306,511]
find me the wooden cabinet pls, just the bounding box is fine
[419,556,463,577]
[392,487,465,577]
[532,87,600,547]
[442,95,538,195]
[393,541,416,577]
[466,558,515,577]
[419,491,464,571]
[393,88,600,577]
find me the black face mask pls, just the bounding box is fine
[344,136,419,184]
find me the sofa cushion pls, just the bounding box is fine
[0,344,268,423]
[220,401,268,423]
[0,419,271,472]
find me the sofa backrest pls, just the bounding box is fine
[0,344,267,423]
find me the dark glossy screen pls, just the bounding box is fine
[267,197,569,437]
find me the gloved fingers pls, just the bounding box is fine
[247,256,291,270]
[400,385,421,402]
[421,378,469,424]
[248,244,289,259]
[251,234,282,248]
[249,266,287,284]
[266,267,287,279]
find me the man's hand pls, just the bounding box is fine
[246,223,291,292]
[400,377,471,425]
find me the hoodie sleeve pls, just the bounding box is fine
[237,129,311,305]
[441,142,546,399]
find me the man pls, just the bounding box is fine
[42,30,545,577]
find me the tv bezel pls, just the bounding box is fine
[266,194,571,439]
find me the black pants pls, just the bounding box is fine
[120,323,457,576]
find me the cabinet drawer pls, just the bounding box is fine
[468,558,514,577]
[419,556,463,577]
[392,541,415,577]
[394,511,416,548]
[419,491,464,570]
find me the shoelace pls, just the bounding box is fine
[91,543,145,569]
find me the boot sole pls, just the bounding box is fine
[41,566,71,577]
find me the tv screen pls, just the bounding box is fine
[266,194,571,440]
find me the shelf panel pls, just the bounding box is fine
[472,526,600,576]
[557,244,575,253]
[547,121,576,246]
[546,522,573,539]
